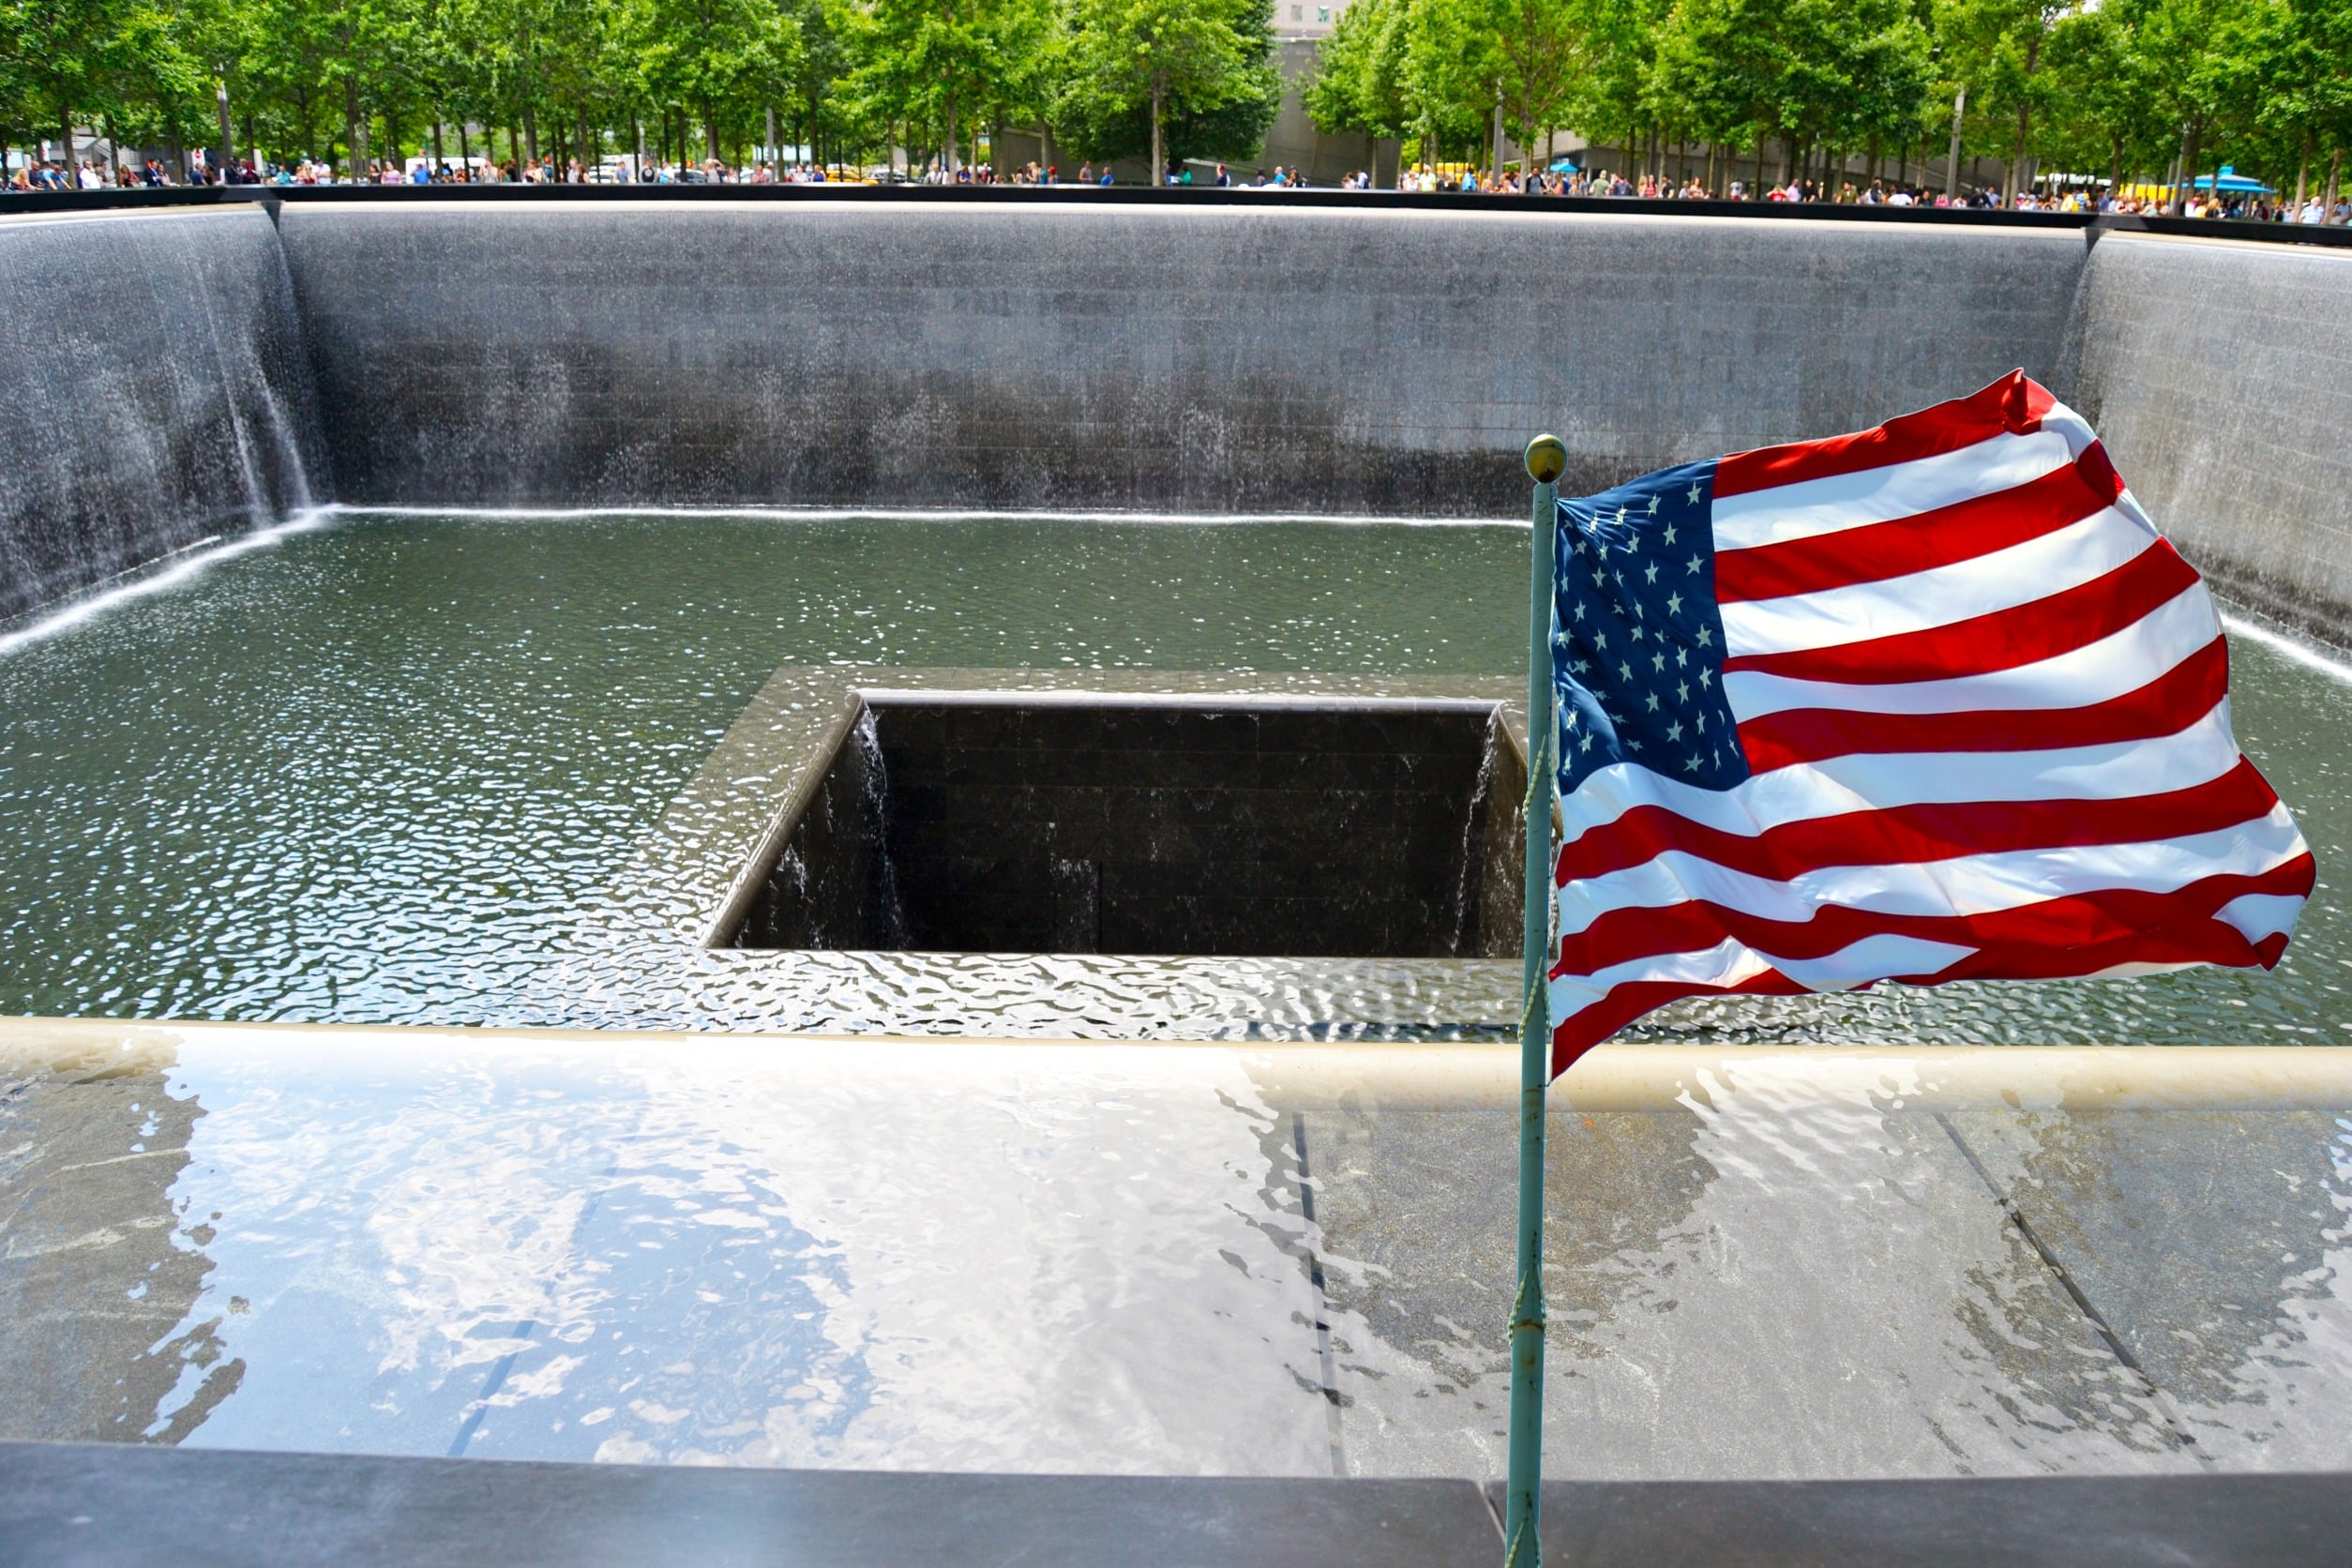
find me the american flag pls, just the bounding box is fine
[1545,370,2314,1075]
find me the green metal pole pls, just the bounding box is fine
[1507,434,1565,1567]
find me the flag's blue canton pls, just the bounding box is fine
[1551,459,1749,795]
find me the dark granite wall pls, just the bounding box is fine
[736,699,1522,958]
[0,207,324,622]
[274,203,2090,518]
[2070,234,2352,639]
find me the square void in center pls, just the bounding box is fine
[725,695,1524,959]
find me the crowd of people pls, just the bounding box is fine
[10,143,2350,225]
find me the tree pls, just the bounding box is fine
[1486,0,1591,176]
[1651,0,1784,186]
[2133,0,2257,210]
[8,0,126,167]
[2041,0,2168,190]
[850,0,1009,171]
[1058,0,1277,178]
[2247,0,2352,207]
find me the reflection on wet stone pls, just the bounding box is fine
[1950,1106,2352,1467]
[0,1050,239,1443]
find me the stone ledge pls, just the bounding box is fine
[8,1440,2345,1567]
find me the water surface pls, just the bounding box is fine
[0,509,2338,1043]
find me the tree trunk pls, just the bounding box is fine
[61,104,73,175]
[2326,147,2343,221]
[2174,120,2201,216]
[944,85,959,173]
[432,119,445,171]
[2293,136,2311,210]
[524,105,537,166]
[216,79,235,174]
[460,120,471,175]
[344,79,366,180]
[1150,78,1164,185]
[1751,135,1763,195]
[702,103,717,169]
[1944,86,1965,197]
[2004,38,2038,205]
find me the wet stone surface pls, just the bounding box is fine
[0,1047,236,1443]
[3,1032,2345,1482]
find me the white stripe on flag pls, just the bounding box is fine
[1709,429,2079,550]
[1719,505,2161,656]
[1723,584,2220,718]
[1544,931,1976,1011]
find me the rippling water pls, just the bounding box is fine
[0,508,2339,1044]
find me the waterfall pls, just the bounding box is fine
[848,708,909,948]
[0,206,325,624]
[1446,719,1503,957]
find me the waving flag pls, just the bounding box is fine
[1545,370,2314,1075]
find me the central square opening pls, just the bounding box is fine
[725,693,1523,958]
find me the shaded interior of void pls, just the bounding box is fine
[728,697,1526,958]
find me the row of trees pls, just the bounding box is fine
[1310,0,2352,204]
[8,0,2349,200]
[0,0,1283,178]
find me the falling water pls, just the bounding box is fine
[1445,719,1503,957]
[849,708,909,949]
[0,207,324,624]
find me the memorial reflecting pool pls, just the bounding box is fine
[0,511,2346,1477]
[0,508,2342,1046]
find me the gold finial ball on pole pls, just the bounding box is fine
[1524,434,1568,485]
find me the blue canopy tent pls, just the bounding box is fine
[1548,158,1582,173]
[2192,165,2275,194]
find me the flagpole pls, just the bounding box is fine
[1507,434,1565,1567]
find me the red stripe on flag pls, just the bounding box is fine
[1548,972,1810,1077]
[1555,852,2313,978]
[1711,370,2054,501]
[1720,540,2202,686]
[1713,445,2124,605]
[1547,856,2315,1077]
[1556,755,2276,890]
[1735,638,2229,772]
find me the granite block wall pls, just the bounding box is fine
[273,202,2090,518]
[2070,234,2352,638]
